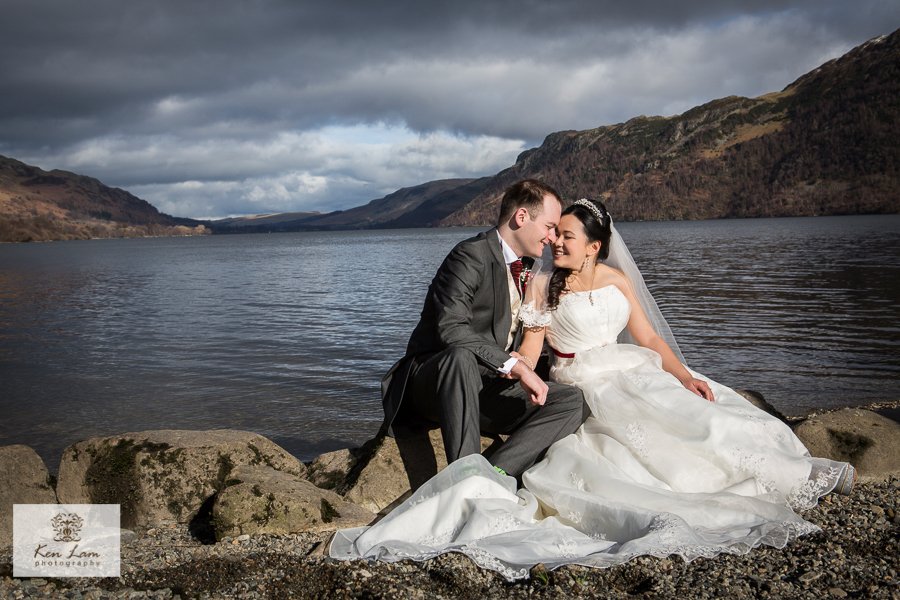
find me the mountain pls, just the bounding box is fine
[209,178,488,233]
[4,30,896,241]
[0,155,207,242]
[441,29,900,225]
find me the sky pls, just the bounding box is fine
[1,1,897,219]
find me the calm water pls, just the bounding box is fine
[1,215,899,471]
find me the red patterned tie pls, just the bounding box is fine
[509,259,530,297]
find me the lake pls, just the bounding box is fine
[1,214,898,471]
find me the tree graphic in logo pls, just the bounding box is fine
[51,513,84,542]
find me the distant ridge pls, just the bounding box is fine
[208,178,489,233]
[0,155,207,242]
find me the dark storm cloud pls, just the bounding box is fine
[0,0,896,216]
[1,0,888,144]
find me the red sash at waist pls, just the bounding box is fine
[550,346,575,359]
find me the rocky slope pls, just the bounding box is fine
[442,29,900,225]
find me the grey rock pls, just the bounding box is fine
[0,444,58,547]
[794,409,900,479]
[212,465,374,540]
[56,430,305,529]
[735,389,789,422]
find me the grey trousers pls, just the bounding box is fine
[409,346,588,477]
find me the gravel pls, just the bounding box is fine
[2,476,897,599]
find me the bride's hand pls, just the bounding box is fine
[508,358,548,405]
[519,369,549,406]
[683,378,715,402]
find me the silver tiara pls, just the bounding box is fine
[573,198,607,222]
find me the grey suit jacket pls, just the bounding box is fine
[381,227,514,434]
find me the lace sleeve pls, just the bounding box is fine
[518,272,551,328]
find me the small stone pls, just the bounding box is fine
[236,534,250,542]
[828,588,847,598]
[120,529,138,544]
[870,504,885,517]
[799,571,822,583]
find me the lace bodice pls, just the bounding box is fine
[542,285,631,354]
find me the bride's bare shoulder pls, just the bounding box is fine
[596,264,627,284]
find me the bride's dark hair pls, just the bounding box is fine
[547,198,612,310]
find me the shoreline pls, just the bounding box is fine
[10,399,900,480]
[1,399,898,598]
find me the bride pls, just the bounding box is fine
[330,198,855,580]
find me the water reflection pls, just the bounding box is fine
[619,216,900,417]
[1,215,898,471]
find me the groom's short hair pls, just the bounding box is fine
[497,179,562,226]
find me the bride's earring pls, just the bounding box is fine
[585,254,597,305]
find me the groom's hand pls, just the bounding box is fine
[510,359,548,406]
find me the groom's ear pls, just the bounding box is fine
[513,207,530,227]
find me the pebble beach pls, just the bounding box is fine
[1,475,897,599]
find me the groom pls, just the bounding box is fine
[381,179,587,477]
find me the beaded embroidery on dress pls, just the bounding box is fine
[330,275,852,580]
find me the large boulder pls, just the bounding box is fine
[0,445,58,547]
[338,429,500,514]
[56,430,306,529]
[211,465,374,540]
[794,408,900,479]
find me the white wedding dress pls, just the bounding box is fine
[330,283,852,580]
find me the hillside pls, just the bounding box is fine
[442,29,900,225]
[210,211,322,231]
[0,156,207,242]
